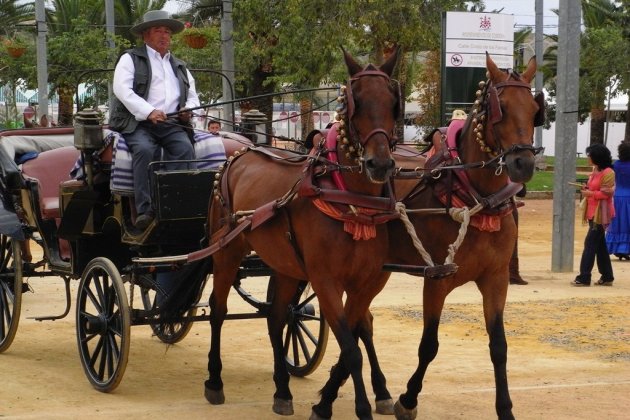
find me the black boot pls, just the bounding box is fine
[509,257,528,285]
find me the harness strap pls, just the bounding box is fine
[187,217,252,262]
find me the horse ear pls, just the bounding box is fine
[485,52,503,81]
[341,46,363,76]
[379,46,400,77]
[521,56,537,83]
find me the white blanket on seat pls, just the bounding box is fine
[192,131,226,169]
[109,130,227,195]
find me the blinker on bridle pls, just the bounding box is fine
[469,70,545,158]
[335,69,399,162]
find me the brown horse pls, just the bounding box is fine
[313,54,543,420]
[203,49,400,419]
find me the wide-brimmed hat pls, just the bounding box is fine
[451,109,467,120]
[130,10,184,36]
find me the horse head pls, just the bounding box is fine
[464,53,543,188]
[337,48,400,186]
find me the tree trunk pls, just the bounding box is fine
[57,84,75,126]
[299,97,313,143]
[589,107,605,145]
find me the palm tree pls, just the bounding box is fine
[542,0,625,144]
[0,0,34,31]
[114,0,167,44]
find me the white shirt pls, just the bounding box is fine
[112,45,200,121]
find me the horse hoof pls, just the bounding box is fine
[204,387,225,405]
[309,409,330,420]
[273,398,294,416]
[394,400,417,420]
[376,398,395,415]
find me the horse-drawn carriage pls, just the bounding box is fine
[2,50,544,419]
[0,112,328,392]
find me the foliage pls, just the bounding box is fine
[0,0,34,30]
[113,0,168,44]
[47,18,130,93]
[413,50,441,137]
[542,0,630,143]
[171,25,223,104]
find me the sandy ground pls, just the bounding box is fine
[1,199,629,419]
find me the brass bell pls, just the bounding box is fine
[478,80,486,89]
[476,90,482,97]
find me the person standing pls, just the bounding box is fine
[509,185,528,285]
[606,141,630,260]
[573,143,616,286]
[110,10,200,230]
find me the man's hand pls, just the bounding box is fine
[148,109,167,124]
[177,108,193,124]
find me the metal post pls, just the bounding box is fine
[534,0,544,149]
[105,0,115,106]
[35,0,49,121]
[221,0,235,128]
[552,0,582,272]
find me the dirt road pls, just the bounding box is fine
[1,199,629,419]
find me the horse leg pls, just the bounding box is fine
[204,249,243,405]
[360,310,394,414]
[481,285,514,420]
[395,286,448,420]
[321,310,394,415]
[310,288,372,420]
[267,274,300,415]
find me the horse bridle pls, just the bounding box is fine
[336,69,400,162]
[469,71,545,159]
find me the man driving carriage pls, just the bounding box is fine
[110,10,200,231]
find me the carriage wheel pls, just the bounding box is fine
[139,275,196,345]
[0,235,22,353]
[76,257,130,392]
[268,279,329,377]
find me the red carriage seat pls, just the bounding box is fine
[21,146,81,262]
[21,146,81,220]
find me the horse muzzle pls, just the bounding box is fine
[504,149,536,183]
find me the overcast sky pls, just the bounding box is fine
[482,0,560,33]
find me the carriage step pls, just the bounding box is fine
[382,263,458,279]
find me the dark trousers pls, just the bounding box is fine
[577,220,614,283]
[124,121,194,215]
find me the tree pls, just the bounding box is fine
[45,1,132,125]
[0,0,34,29]
[580,0,627,144]
[1,0,36,128]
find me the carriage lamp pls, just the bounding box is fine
[74,109,104,186]
[241,109,268,144]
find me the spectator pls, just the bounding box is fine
[606,141,630,261]
[509,185,528,285]
[572,143,616,286]
[110,10,200,231]
[208,119,221,135]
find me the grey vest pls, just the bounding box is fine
[109,45,191,133]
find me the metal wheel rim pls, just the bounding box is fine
[0,236,22,353]
[283,287,329,377]
[140,282,197,345]
[76,257,130,392]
